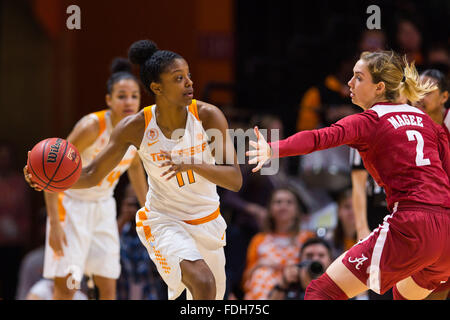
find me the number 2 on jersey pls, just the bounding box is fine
[176,170,195,187]
[406,130,431,166]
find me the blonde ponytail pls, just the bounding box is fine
[400,57,437,103]
[360,50,438,103]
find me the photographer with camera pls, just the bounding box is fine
[269,238,333,300]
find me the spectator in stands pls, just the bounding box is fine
[268,237,333,300]
[394,17,424,68]
[222,114,290,299]
[328,189,357,258]
[116,183,167,300]
[0,140,32,300]
[241,186,314,300]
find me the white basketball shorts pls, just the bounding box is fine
[136,206,227,300]
[43,193,120,281]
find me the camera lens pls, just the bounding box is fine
[309,261,324,278]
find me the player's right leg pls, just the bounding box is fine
[53,275,77,300]
[43,195,92,300]
[180,259,216,299]
[136,208,220,300]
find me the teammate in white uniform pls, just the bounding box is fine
[25,40,243,300]
[38,58,148,300]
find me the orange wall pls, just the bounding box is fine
[32,0,235,136]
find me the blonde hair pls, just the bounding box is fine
[360,50,437,103]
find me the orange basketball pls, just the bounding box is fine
[27,138,82,192]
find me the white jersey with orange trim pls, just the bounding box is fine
[443,108,450,146]
[137,99,220,221]
[65,109,137,201]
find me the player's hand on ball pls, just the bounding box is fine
[23,153,43,191]
[246,126,272,173]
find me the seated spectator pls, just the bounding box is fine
[424,43,450,78]
[222,114,291,299]
[241,187,314,300]
[268,237,333,300]
[0,140,32,300]
[328,188,357,259]
[116,183,167,300]
[393,17,425,68]
[296,56,358,132]
[357,29,387,54]
[15,207,47,300]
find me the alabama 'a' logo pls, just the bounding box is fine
[348,254,368,270]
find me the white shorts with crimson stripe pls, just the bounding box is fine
[135,206,227,300]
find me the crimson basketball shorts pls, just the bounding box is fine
[342,201,450,294]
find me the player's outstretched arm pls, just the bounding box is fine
[23,115,100,191]
[246,126,273,173]
[127,153,148,208]
[72,111,145,189]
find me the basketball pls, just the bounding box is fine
[27,137,82,192]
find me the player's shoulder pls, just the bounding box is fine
[117,108,146,131]
[71,110,106,141]
[368,103,423,117]
[196,100,221,117]
[109,109,146,148]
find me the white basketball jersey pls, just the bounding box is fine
[65,109,137,201]
[138,100,220,221]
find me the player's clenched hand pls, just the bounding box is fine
[23,152,43,191]
[159,150,192,181]
[246,126,272,173]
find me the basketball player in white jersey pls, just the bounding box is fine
[34,58,148,300]
[26,40,242,300]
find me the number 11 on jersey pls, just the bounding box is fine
[176,170,195,187]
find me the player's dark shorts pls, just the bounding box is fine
[342,201,450,294]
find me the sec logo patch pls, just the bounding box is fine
[147,128,159,141]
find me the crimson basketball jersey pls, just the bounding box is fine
[271,103,450,210]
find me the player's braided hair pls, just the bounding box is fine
[128,40,182,94]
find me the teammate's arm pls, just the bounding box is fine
[351,169,371,240]
[127,153,148,208]
[42,115,100,256]
[72,111,145,189]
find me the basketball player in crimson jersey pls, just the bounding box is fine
[414,69,450,299]
[26,40,242,300]
[248,51,450,300]
[25,58,148,300]
[415,69,449,144]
